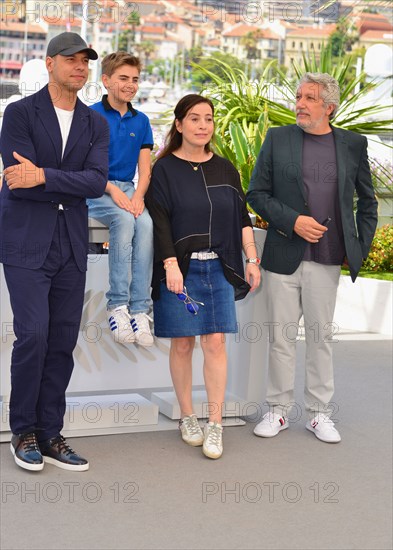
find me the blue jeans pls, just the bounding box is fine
[87,181,153,313]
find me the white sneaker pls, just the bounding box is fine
[203,422,223,459]
[306,413,341,443]
[179,414,204,446]
[254,412,289,438]
[130,313,154,347]
[107,306,135,344]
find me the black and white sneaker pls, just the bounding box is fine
[39,435,89,471]
[10,432,44,471]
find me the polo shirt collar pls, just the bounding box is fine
[102,94,137,116]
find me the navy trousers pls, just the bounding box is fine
[3,212,86,441]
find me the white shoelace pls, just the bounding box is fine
[263,411,283,423]
[132,313,153,333]
[111,308,134,334]
[205,424,223,447]
[182,415,201,436]
[313,413,334,427]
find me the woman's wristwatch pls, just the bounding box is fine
[245,257,261,265]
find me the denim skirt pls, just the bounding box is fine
[153,259,237,337]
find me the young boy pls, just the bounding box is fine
[88,52,154,346]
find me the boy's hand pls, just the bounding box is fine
[108,186,133,213]
[129,194,145,218]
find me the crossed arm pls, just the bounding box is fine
[4,152,45,189]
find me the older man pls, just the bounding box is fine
[247,72,377,443]
[0,32,109,470]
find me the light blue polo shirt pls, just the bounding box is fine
[90,95,153,182]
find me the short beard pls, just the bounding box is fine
[296,113,328,134]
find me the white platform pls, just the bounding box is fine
[88,217,109,242]
[0,229,268,438]
[334,275,392,335]
[62,392,159,430]
[151,389,250,420]
[0,393,160,442]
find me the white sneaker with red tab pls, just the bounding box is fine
[253,411,289,437]
[306,413,341,443]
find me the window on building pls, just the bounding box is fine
[292,41,295,48]
[300,42,303,49]
[310,42,314,49]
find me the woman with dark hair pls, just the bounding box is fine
[146,94,260,459]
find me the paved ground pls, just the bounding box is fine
[0,332,392,550]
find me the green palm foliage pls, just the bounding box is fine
[288,45,393,135]
[194,58,293,135]
[196,44,392,136]
[213,108,270,226]
[194,44,392,197]
[214,108,270,197]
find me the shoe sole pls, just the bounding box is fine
[254,423,289,438]
[114,336,136,344]
[10,443,44,471]
[181,437,203,447]
[203,446,222,459]
[134,340,154,347]
[43,456,89,471]
[306,423,341,443]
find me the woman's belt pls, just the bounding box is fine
[190,251,219,260]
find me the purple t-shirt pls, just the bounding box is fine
[302,131,345,265]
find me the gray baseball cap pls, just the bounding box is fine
[47,32,98,60]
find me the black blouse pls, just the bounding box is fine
[146,153,252,301]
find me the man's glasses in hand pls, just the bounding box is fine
[177,286,204,315]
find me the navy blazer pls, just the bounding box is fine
[247,125,378,282]
[0,85,109,271]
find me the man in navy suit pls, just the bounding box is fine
[0,32,109,471]
[247,73,377,443]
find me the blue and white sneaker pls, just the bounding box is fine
[107,305,136,344]
[130,313,154,347]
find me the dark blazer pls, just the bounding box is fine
[247,125,378,282]
[0,85,109,271]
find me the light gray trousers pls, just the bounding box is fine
[263,261,341,420]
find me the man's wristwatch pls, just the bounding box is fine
[245,257,261,265]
